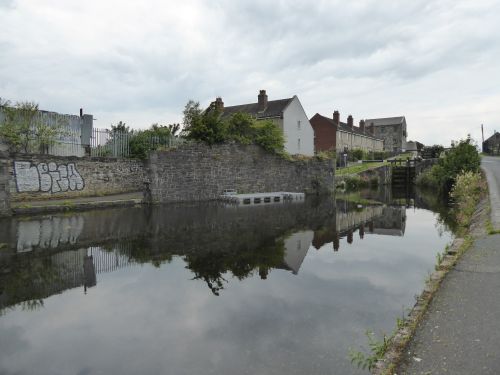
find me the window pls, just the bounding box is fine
[298,138,301,151]
[297,120,301,130]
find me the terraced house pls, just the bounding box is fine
[310,111,384,156]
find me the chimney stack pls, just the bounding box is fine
[359,119,365,133]
[214,97,224,112]
[347,115,353,128]
[333,110,340,125]
[258,90,268,112]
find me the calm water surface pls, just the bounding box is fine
[0,189,453,375]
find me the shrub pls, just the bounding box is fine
[451,171,485,230]
[182,101,285,154]
[417,136,480,192]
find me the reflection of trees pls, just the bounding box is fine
[415,187,458,234]
[183,238,286,296]
[0,256,62,315]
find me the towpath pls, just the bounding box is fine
[397,156,500,374]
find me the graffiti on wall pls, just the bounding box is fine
[14,161,85,193]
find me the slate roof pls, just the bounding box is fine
[220,98,294,120]
[312,113,383,139]
[364,116,405,126]
[484,131,500,143]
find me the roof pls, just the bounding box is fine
[221,97,293,119]
[311,113,384,140]
[484,131,500,143]
[364,116,405,127]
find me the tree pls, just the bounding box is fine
[424,136,480,192]
[0,101,66,154]
[180,100,285,153]
[167,123,181,137]
[110,121,130,134]
[182,100,227,145]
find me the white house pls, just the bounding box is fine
[215,90,315,156]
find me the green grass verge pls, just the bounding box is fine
[336,161,387,176]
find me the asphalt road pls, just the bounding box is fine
[398,156,500,374]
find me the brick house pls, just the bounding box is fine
[310,111,384,156]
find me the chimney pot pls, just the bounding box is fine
[258,89,268,112]
[214,97,224,112]
[80,108,83,118]
[333,110,340,126]
[347,115,353,128]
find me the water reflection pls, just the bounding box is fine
[0,188,454,375]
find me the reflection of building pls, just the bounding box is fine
[311,203,407,252]
[370,207,406,236]
[282,231,314,274]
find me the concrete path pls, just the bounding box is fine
[398,157,500,374]
[11,191,143,214]
[482,156,500,230]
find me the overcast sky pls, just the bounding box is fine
[1,0,499,146]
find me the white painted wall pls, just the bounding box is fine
[283,230,314,274]
[282,96,314,156]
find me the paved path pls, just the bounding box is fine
[398,157,500,374]
[482,156,500,229]
[10,192,143,214]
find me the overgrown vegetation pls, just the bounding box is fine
[0,99,67,153]
[450,170,486,233]
[416,136,481,193]
[182,100,285,154]
[349,330,390,371]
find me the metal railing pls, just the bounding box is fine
[90,128,185,158]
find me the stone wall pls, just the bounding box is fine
[0,152,10,217]
[147,143,334,203]
[8,154,146,201]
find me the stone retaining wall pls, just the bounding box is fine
[8,154,146,201]
[0,152,10,217]
[147,143,335,203]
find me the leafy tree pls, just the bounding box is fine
[181,100,285,153]
[129,124,173,159]
[110,121,130,133]
[420,136,480,192]
[0,101,66,154]
[167,123,181,136]
[182,100,227,145]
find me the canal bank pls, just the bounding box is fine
[373,157,500,375]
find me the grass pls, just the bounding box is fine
[336,161,387,176]
[486,220,500,235]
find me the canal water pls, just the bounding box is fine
[0,188,454,375]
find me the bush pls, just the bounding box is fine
[451,171,485,231]
[182,101,285,154]
[417,136,480,192]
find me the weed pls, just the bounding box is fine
[349,330,390,371]
[435,252,444,270]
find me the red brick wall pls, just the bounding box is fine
[310,114,337,153]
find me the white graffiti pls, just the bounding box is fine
[14,161,85,193]
[17,216,85,252]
